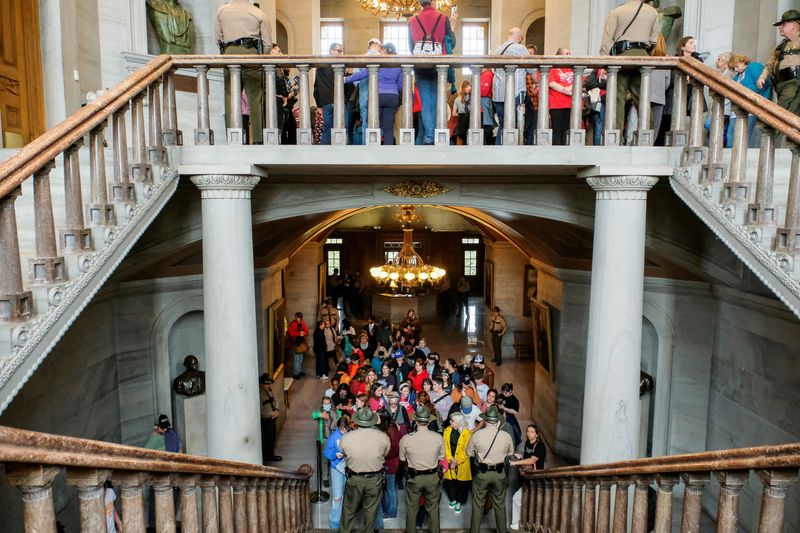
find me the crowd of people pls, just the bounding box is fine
[304,301,544,533]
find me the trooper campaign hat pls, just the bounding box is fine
[774,9,800,26]
[353,406,379,427]
[413,405,432,423]
[480,404,501,423]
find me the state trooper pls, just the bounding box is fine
[598,0,660,138]
[758,9,800,118]
[214,0,272,144]
[466,405,515,533]
[398,405,446,533]
[338,407,390,533]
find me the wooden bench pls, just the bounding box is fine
[513,330,534,359]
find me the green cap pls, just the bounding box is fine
[353,406,379,427]
[413,405,432,422]
[774,9,800,26]
[480,405,502,423]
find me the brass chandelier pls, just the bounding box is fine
[369,206,446,289]
[356,0,456,19]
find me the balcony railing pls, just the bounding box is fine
[0,425,312,532]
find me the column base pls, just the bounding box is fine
[681,146,707,166]
[108,182,136,203]
[59,227,93,253]
[297,128,313,145]
[86,203,116,226]
[667,130,688,147]
[399,128,415,145]
[468,128,484,145]
[701,163,728,183]
[534,129,552,146]
[331,128,347,146]
[227,128,244,145]
[502,129,519,146]
[28,256,66,284]
[747,202,776,226]
[263,128,280,145]
[130,162,153,184]
[435,129,450,146]
[603,129,621,146]
[163,128,183,146]
[567,129,585,146]
[147,146,167,164]
[365,128,382,145]
[194,128,214,146]
[776,228,800,255]
[0,290,33,322]
[634,129,654,146]
[722,182,752,203]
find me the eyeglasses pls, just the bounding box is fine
[333,48,343,53]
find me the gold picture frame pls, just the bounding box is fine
[265,299,288,377]
[531,298,554,378]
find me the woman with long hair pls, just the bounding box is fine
[450,80,471,144]
[442,412,472,513]
[509,424,548,529]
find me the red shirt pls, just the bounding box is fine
[409,6,448,49]
[287,319,308,340]
[480,70,494,98]
[408,369,429,392]
[549,68,574,110]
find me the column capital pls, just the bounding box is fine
[586,175,659,200]
[190,174,260,199]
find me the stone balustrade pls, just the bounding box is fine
[0,425,313,533]
[519,442,800,533]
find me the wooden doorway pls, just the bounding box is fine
[0,0,45,147]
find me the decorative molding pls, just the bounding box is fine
[586,176,660,200]
[190,175,260,199]
[384,180,451,199]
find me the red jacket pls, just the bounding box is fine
[480,70,494,98]
[287,319,308,340]
[409,6,451,51]
[408,369,429,393]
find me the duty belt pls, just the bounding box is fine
[407,467,438,477]
[611,40,651,56]
[220,37,262,53]
[477,462,505,473]
[776,66,800,83]
[345,468,383,478]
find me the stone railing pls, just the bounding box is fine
[0,425,312,532]
[519,442,800,533]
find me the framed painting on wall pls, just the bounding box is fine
[531,298,554,378]
[484,260,494,308]
[266,299,288,377]
[523,265,538,317]
[318,262,327,307]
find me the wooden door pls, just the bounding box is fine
[0,0,45,147]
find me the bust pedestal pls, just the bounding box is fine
[372,293,437,323]
[174,394,208,456]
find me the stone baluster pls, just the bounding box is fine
[551,479,562,531]
[218,477,235,533]
[161,70,182,145]
[679,473,709,533]
[6,464,60,533]
[535,479,546,533]
[199,476,220,533]
[631,476,651,533]
[110,110,135,203]
[559,479,572,533]
[502,65,519,145]
[297,65,313,145]
[756,469,798,533]
[130,95,153,183]
[653,474,679,533]
[634,67,654,146]
[178,475,200,533]
[612,478,631,533]
[332,64,347,145]
[400,65,415,145]
[582,480,596,533]
[232,478,248,532]
[256,479,268,533]
[777,144,800,256]
[596,480,614,533]
[0,188,33,322]
[701,92,727,182]
[266,479,278,533]
[568,481,582,533]
[263,65,280,145]
[147,79,166,164]
[747,124,777,234]
[683,79,707,165]
[60,143,93,252]
[468,65,484,145]
[226,65,244,145]
[29,162,66,284]
[542,479,553,532]
[668,72,688,146]
[716,471,748,533]
[298,479,309,532]
[365,64,381,145]
[87,125,115,226]
[724,104,751,206]
[116,473,147,533]
[246,478,259,533]
[150,475,177,533]
[194,65,214,145]
[520,480,532,531]
[603,66,621,146]
[435,64,450,145]
[291,479,301,532]
[535,65,552,146]
[66,468,110,533]
[567,65,586,146]
[280,478,291,532]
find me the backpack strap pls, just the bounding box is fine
[430,14,443,36]
[416,17,429,39]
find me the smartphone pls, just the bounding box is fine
[451,6,457,16]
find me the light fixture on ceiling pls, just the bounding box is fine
[369,205,446,291]
[356,0,456,19]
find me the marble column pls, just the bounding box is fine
[580,175,659,464]
[190,174,263,464]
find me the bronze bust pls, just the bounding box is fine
[173,355,206,397]
[146,0,195,54]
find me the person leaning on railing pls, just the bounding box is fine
[758,9,800,118]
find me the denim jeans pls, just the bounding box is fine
[415,74,437,145]
[591,102,605,146]
[494,94,524,145]
[320,103,334,145]
[727,114,758,148]
[292,350,303,377]
[359,79,369,145]
[382,473,397,518]
[328,467,346,529]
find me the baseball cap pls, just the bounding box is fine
[473,354,485,364]
[368,37,382,47]
[460,396,473,408]
[157,414,171,429]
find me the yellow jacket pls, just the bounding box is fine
[443,426,472,481]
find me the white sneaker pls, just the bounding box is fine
[510,524,520,530]
[320,374,329,380]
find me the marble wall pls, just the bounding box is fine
[286,242,324,329]
[483,242,531,357]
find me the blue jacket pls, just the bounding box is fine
[323,428,345,468]
[736,62,771,99]
[346,67,403,96]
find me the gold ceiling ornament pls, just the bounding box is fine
[369,206,446,291]
[356,0,456,19]
[384,180,451,198]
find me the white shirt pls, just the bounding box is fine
[461,408,482,430]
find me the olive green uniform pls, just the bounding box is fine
[339,426,390,533]
[764,36,800,116]
[466,422,515,533]
[399,425,445,533]
[599,0,661,135]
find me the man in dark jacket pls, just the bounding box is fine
[315,42,344,144]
